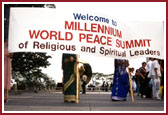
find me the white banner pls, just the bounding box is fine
[8,8,164,59]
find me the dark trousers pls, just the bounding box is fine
[82,81,86,94]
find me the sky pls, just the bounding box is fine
[42,2,166,83]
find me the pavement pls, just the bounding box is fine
[3,91,165,112]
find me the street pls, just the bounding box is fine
[4,91,164,112]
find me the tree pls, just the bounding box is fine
[12,52,52,90]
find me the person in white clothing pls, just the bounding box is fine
[130,68,136,92]
[146,58,154,78]
[151,58,161,99]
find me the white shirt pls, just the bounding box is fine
[151,60,161,76]
[131,72,135,79]
[146,60,153,73]
[82,75,87,82]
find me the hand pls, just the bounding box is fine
[76,61,79,64]
[69,56,75,62]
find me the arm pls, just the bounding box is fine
[154,68,158,79]
[160,65,163,74]
[139,73,145,79]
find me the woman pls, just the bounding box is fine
[139,62,147,98]
[62,53,77,103]
[111,59,129,101]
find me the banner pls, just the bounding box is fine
[8,8,164,59]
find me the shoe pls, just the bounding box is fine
[122,99,126,101]
[112,99,119,101]
[141,95,143,98]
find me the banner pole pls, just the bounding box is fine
[127,66,134,103]
[76,54,79,104]
[6,56,10,103]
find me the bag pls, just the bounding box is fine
[155,78,160,90]
[132,80,137,91]
[147,72,151,78]
[149,79,153,88]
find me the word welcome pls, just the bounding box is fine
[73,13,110,24]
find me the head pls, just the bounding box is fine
[136,69,139,73]
[132,68,135,72]
[149,57,154,61]
[159,59,163,65]
[142,62,146,68]
[129,68,132,72]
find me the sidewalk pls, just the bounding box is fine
[4,91,164,112]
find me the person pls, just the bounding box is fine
[130,68,136,92]
[81,75,87,94]
[81,63,92,85]
[159,60,164,99]
[102,81,105,91]
[79,63,92,94]
[110,82,113,90]
[145,58,154,98]
[146,58,154,78]
[135,69,141,96]
[151,58,161,99]
[105,82,109,92]
[139,62,149,98]
[62,53,77,102]
[111,59,129,101]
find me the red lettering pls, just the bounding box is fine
[58,31,64,40]
[78,22,84,31]
[135,39,143,47]
[50,31,57,40]
[107,37,112,46]
[100,36,106,45]
[79,33,86,42]
[84,23,91,32]
[93,35,100,44]
[40,30,49,40]
[91,23,97,32]
[65,32,73,41]
[65,21,74,30]
[86,34,93,43]
[116,39,120,48]
[125,40,134,49]
[118,30,122,39]
[146,39,151,47]
[29,30,40,39]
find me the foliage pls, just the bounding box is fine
[12,52,54,90]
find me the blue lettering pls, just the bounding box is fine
[73,13,110,24]
[73,13,82,20]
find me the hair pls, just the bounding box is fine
[149,57,152,60]
[142,62,146,65]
